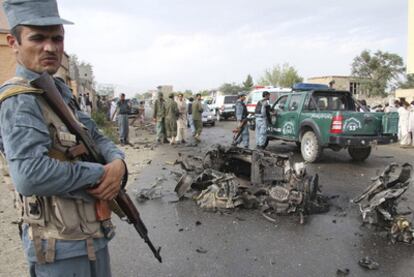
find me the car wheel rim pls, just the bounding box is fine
[304,138,313,157]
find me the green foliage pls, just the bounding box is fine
[351,50,405,96]
[91,111,107,127]
[398,74,414,89]
[243,74,254,91]
[91,111,118,143]
[219,83,243,95]
[258,63,303,87]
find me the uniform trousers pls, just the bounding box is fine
[236,123,249,148]
[255,117,268,147]
[156,119,166,142]
[165,118,177,138]
[118,114,129,143]
[193,120,203,137]
[29,246,111,277]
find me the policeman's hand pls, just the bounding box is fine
[88,159,126,200]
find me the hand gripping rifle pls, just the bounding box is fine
[31,73,162,263]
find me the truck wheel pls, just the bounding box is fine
[301,131,322,163]
[348,146,371,161]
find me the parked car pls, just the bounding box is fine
[202,102,216,126]
[246,86,291,114]
[265,84,398,162]
[211,94,238,121]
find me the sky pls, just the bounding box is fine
[58,0,408,96]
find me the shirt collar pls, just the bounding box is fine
[15,64,41,81]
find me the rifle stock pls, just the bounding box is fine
[31,72,162,263]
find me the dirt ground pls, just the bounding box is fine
[0,122,158,277]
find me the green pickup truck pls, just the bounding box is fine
[266,86,399,162]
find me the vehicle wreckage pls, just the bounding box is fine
[175,145,329,224]
[353,162,414,244]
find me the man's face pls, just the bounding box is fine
[178,95,183,101]
[7,25,64,75]
[120,94,125,101]
[241,95,246,102]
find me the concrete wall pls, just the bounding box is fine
[408,0,414,74]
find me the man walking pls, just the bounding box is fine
[112,93,130,145]
[153,91,167,143]
[234,93,249,148]
[192,93,204,142]
[165,93,179,144]
[176,93,187,143]
[187,97,195,136]
[0,1,126,276]
[255,91,271,149]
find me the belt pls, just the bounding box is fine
[255,115,263,118]
[119,113,129,115]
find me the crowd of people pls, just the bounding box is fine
[152,92,204,145]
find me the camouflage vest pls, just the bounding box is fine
[0,77,103,264]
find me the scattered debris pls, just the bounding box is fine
[358,256,379,270]
[353,163,414,244]
[195,221,202,226]
[174,145,329,224]
[195,247,208,254]
[135,184,163,202]
[336,268,350,276]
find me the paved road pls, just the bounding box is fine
[111,121,414,277]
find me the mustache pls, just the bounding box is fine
[40,54,58,60]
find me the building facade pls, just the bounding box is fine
[307,75,367,97]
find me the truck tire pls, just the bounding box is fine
[348,146,371,161]
[301,131,322,163]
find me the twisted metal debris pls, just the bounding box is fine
[353,163,414,244]
[175,145,329,224]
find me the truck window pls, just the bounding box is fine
[288,95,302,111]
[311,93,348,111]
[224,96,238,104]
[273,95,289,111]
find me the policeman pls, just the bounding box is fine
[165,92,179,144]
[255,91,272,149]
[153,91,167,144]
[234,93,249,148]
[192,93,204,142]
[112,93,131,145]
[0,1,126,276]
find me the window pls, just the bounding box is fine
[224,96,238,104]
[288,95,302,111]
[273,95,289,110]
[311,94,347,111]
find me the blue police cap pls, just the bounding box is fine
[2,0,73,29]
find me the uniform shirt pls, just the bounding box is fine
[192,99,203,121]
[153,98,165,120]
[235,99,248,121]
[165,98,179,120]
[117,100,130,114]
[255,99,271,124]
[0,64,125,262]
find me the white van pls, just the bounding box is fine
[246,86,291,114]
[211,94,238,121]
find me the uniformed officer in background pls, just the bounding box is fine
[111,93,131,145]
[234,92,249,148]
[255,91,272,149]
[165,92,179,144]
[192,93,204,142]
[153,91,168,144]
[0,0,126,276]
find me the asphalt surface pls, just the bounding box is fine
[110,120,414,277]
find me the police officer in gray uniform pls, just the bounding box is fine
[235,92,249,148]
[0,1,126,276]
[255,91,271,149]
[112,93,130,145]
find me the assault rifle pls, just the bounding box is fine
[31,73,162,263]
[232,115,253,146]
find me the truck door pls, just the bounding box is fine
[271,94,303,140]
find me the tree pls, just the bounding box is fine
[218,83,243,95]
[258,63,303,87]
[398,74,414,89]
[243,74,254,91]
[351,50,405,96]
